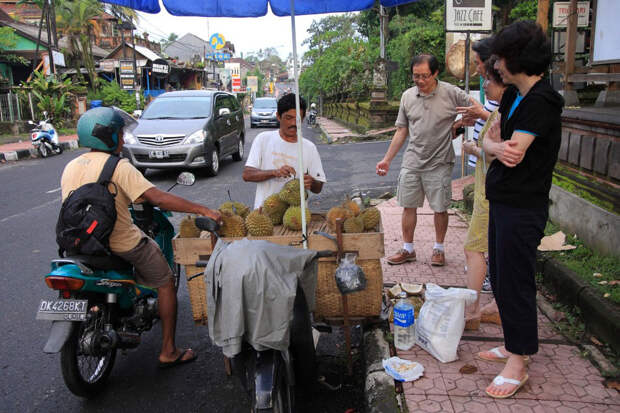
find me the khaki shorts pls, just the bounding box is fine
[396,164,453,212]
[116,237,174,288]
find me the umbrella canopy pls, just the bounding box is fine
[99,0,418,246]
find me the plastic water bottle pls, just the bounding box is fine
[394,292,416,350]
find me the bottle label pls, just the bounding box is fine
[394,307,414,327]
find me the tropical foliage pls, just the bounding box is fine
[0,27,29,66]
[55,0,104,89]
[17,71,86,121]
[88,80,142,113]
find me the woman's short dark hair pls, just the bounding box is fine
[484,55,504,86]
[472,36,494,62]
[491,20,551,76]
[277,93,307,117]
[410,54,440,75]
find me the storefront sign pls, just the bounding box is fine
[247,76,258,92]
[119,59,135,90]
[210,33,226,50]
[151,58,169,78]
[553,1,590,28]
[445,0,492,32]
[225,62,241,93]
[101,59,116,72]
[206,51,232,61]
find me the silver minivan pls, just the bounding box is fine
[122,90,245,176]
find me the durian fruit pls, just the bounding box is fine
[360,206,380,231]
[219,201,250,219]
[179,215,201,238]
[326,206,353,231]
[342,199,361,217]
[262,193,288,225]
[278,179,307,206]
[245,210,274,236]
[283,206,311,231]
[220,210,247,237]
[343,216,364,233]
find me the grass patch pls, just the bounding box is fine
[542,221,620,305]
[0,128,76,146]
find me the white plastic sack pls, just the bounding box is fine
[382,357,424,382]
[415,283,477,363]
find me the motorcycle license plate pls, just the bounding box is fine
[149,150,169,159]
[36,299,88,321]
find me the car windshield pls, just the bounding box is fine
[253,99,277,109]
[142,97,212,119]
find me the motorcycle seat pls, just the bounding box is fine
[67,254,133,272]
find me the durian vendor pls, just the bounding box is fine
[242,93,326,209]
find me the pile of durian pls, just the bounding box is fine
[212,178,314,238]
[326,200,380,233]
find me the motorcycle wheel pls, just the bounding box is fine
[38,143,49,158]
[60,303,117,398]
[263,353,292,413]
[54,144,63,154]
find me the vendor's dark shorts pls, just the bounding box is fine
[116,237,174,288]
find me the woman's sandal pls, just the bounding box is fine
[485,374,529,399]
[477,347,530,364]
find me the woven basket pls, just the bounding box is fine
[185,265,209,325]
[314,259,383,319]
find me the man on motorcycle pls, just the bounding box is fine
[61,107,221,368]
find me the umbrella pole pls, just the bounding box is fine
[290,0,308,249]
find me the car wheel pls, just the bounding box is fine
[206,148,220,176]
[232,137,244,162]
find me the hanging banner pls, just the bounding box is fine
[445,0,492,32]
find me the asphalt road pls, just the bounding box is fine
[0,119,462,412]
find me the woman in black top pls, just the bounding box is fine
[478,21,564,399]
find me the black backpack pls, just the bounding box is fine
[56,155,121,257]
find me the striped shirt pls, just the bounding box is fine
[468,99,499,168]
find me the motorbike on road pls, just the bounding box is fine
[36,172,195,398]
[195,217,331,413]
[29,111,62,158]
[307,110,317,126]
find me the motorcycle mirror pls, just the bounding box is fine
[176,172,196,186]
[43,111,48,117]
[28,120,35,125]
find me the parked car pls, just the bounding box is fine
[122,90,245,176]
[250,97,279,128]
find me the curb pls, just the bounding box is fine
[317,121,334,144]
[538,255,620,354]
[0,140,78,163]
[363,327,402,413]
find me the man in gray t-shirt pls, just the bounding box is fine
[376,54,470,267]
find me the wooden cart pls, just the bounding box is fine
[172,213,385,325]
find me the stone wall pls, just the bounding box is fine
[323,101,398,131]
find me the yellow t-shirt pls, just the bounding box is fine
[60,152,154,253]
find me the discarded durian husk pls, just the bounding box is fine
[401,282,423,295]
[387,284,402,299]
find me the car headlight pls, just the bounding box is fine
[123,130,138,145]
[183,129,206,145]
[251,111,258,117]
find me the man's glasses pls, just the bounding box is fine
[412,73,433,80]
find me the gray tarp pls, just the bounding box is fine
[205,238,319,358]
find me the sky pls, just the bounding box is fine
[135,6,348,60]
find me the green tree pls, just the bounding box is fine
[18,71,86,121]
[56,0,104,89]
[0,27,29,66]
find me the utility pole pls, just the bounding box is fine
[537,0,550,32]
[45,0,55,75]
[130,25,140,109]
[48,0,58,48]
[563,0,579,105]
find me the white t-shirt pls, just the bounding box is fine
[245,130,327,209]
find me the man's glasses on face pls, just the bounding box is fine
[412,73,432,80]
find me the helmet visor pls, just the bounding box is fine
[111,106,138,134]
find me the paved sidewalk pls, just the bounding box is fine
[0,134,78,162]
[376,177,619,412]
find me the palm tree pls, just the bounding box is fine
[56,0,103,89]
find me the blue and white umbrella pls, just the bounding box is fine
[99,0,418,245]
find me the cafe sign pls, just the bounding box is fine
[119,59,135,90]
[445,0,492,32]
[151,58,170,78]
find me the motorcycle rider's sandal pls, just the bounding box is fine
[158,348,198,369]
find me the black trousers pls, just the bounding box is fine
[488,201,547,355]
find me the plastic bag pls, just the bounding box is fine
[334,253,367,294]
[415,283,477,363]
[382,357,424,382]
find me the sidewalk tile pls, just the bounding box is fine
[404,395,455,412]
